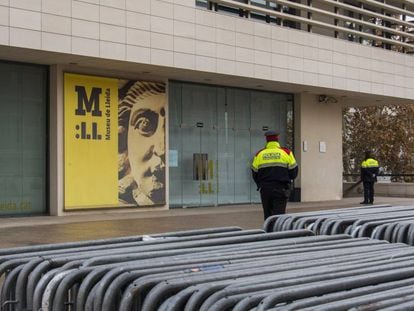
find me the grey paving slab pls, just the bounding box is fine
[0,197,414,248]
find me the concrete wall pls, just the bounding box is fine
[296,93,343,201]
[0,0,413,99]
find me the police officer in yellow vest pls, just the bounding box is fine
[251,131,298,220]
[360,151,379,205]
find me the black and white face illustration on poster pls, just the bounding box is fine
[117,81,166,206]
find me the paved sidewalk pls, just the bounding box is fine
[1,196,414,248]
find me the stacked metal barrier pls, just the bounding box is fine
[263,204,414,245]
[4,226,414,310]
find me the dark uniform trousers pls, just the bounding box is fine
[260,184,290,220]
[363,181,375,203]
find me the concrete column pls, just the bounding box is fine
[295,93,343,201]
[49,65,64,216]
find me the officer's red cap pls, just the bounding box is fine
[265,130,279,142]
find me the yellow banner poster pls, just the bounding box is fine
[64,73,118,209]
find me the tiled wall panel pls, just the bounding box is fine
[0,0,412,100]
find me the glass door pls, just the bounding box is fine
[177,83,220,207]
[200,126,218,206]
[176,124,218,207]
[168,81,293,207]
[217,88,253,204]
[180,124,202,207]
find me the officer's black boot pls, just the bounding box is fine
[361,185,370,204]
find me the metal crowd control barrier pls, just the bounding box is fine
[4,226,414,310]
[264,204,414,245]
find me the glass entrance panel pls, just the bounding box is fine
[234,128,253,203]
[217,88,235,205]
[251,91,281,132]
[217,127,234,204]
[200,127,218,206]
[218,88,253,204]
[168,82,293,207]
[181,126,201,207]
[180,83,218,207]
[250,128,264,203]
[168,125,182,207]
[0,63,47,216]
[181,84,217,128]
